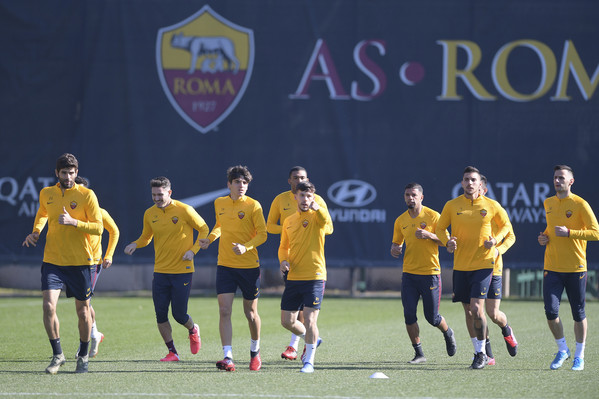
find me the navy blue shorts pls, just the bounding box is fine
[152,272,192,325]
[543,270,587,322]
[488,275,502,300]
[216,265,260,300]
[281,280,325,311]
[41,262,92,301]
[401,273,443,326]
[452,269,493,304]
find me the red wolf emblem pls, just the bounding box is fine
[156,5,254,134]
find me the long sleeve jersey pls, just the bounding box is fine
[278,207,331,281]
[392,206,444,275]
[90,208,120,264]
[207,195,267,269]
[266,191,333,235]
[133,200,209,274]
[491,204,516,276]
[32,182,103,266]
[436,195,511,271]
[543,193,599,272]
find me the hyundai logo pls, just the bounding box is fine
[327,180,377,207]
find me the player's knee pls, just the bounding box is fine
[545,310,559,321]
[404,314,417,325]
[172,311,188,325]
[155,312,169,324]
[219,305,232,319]
[573,310,586,322]
[427,314,442,327]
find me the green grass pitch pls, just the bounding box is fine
[0,295,596,398]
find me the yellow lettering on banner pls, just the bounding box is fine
[172,78,237,96]
[552,40,599,101]
[173,78,186,94]
[492,40,556,102]
[436,40,496,101]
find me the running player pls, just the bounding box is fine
[124,176,208,362]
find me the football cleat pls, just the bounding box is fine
[45,353,66,375]
[249,351,261,371]
[408,355,427,364]
[470,352,488,369]
[550,349,570,370]
[89,333,104,358]
[75,355,89,373]
[571,357,584,371]
[216,357,235,371]
[160,351,180,362]
[504,328,518,357]
[281,346,298,360]
[444,327,457,357]
[189,324,201,354]
[487,357,496,366]
[300,362,314,373]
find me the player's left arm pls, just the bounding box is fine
[315,195,334,235]
[188,207,210,254]
[75,190,104,236]
[494,207,515,255]
[489,203,512,246]
[242,202,268,251]
[101,209,120,267]
[568,201,599,241]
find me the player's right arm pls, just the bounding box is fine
[435,202,452,247]
[266,196,282,235]
[390,217,404,258]
[278,219,291,272]
[101,209,120,267]
[22,193,49,247]
[201,201,221,249]
[125,210,153,255]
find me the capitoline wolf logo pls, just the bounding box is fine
[156,6,254,134]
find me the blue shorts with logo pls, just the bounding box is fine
[152,272,193,325]
[543,270,586,322]
[216,265,260,300]
[281,280,325,311]
[452,268,493,304]
[488,275,502,300]
[41,262,93,301]
[401,273,443,326]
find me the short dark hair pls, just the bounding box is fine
[480,174,488,188]
[56,153,78,171]
[404,182,423,193]
[288,166,307,178]
[296,181,315,193]
[554,165,574,178]
[227,165,252,183]
[150,176,171,190]
[75,176,89,187]
[463,166,480,175]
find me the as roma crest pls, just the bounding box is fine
[480,209,488,217]
[70,201,77,210]
[238,211,245,220]
[566,210,573,218]
[156,5,254,134]
[420,222,427,229]
[172,216,179,224]
[302,219,309,228]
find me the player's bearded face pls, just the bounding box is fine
[56,167,77,189]
[404,188,422,209]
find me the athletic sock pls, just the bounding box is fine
[485,338,494,358]
[50,338,62,356]
[501,324,511,337]
[289,334,301,350]
[304,343,316,365]
[166,340,178,354]
[412,342,424,357]
[574,341,585,359]
[471,337,477,352]
[78,340,89,357]
[223,345,233,359]
[91,321,99,338]
[474,339,485,355]
[188,324,197,335]
[250,339,260,354]
[555,337,568,353]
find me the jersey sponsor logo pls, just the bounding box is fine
[70,201,77,210]
[156,5,255,134]
[302,219,309,228]
[172,216,179,224]
[566,210,573,218]
[420,222,427,229]
[238,211,245,219]
[480,209,487,217]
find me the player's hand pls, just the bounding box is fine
[483,236,497,249]
[447,237,457,253]
[22,232,40,247]
[124,242,137,255]
[415,228,430,240]
[58,207,77,226]
[198,238,210,250]
[309,201,320,211]
[280,260,290,273]
[390,243,403,258]
[102,258,112,269]
[182,250,194,261]
[555,226,569,237]
[232,242,247,255]
[538,232,549,246]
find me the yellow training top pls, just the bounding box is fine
[91,208,120,263]
[490,204,515,276]
[436,195,511,271]
[267,190,333,235]
[208,195,267,269]
[543,193,599,273]
[279,207,332,281]
[133,200,209,274]
[32,183,103,266]
[392,206,444,275]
